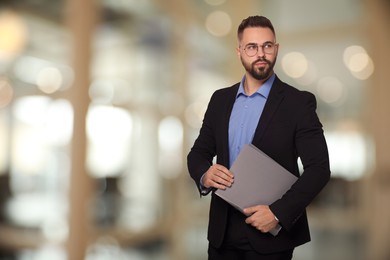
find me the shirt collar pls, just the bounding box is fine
[237,73,275,98]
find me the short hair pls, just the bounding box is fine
[237,15,276,41]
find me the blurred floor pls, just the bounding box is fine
[110,211,365,260]
[0,205,368,260]
[120,225,364,260]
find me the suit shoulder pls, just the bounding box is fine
[210,82,240,100]
[213,82,239,95]
[281,82,316,101]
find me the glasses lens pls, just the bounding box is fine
[263,43,275,54]
[245,45,257,57]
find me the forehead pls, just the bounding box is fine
[239,27,275,45]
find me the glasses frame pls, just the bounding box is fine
[242,41,278,57]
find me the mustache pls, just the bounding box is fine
[252,58,270,65]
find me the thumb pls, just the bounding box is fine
[243,206,257,215]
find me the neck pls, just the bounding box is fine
[244,73,272,96]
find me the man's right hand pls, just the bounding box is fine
[202,164,234,190]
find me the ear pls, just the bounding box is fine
[236,47,241,58]
[275,43,280,55]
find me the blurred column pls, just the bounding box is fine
[365,0,390,259]
[64,0,99,259]
[155,1,191,259]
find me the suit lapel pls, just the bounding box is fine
[252,76,285,145]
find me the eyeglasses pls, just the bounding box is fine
[243,42,278,57]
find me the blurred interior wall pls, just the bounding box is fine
[1,0,390,259]
[365,0,390,259]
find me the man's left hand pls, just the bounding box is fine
[243,205,279,233]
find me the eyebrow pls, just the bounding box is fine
[244,41,274,47]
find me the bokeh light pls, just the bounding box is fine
[281,52,309,78]
[343,45,374,80]
[205,11,232,37]
[316,76,346,106]
[0,10,28,61]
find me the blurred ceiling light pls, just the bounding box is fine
[348,53,369,72]
[343,45,374,80]
[0,78,14,108]
[158,116,183,152]
[343,45,366,70]
[326,130,373,181]
[14,56,45,83]
[205,11,232,37]
[87,105,132,177]
[86,236,124,260]
[44,99,73,146]
[11,96,73,175]
[295,60,318,86]
[14,56,74,91]
[30,246,66,260]
[89,79,115,104]
[281,52,308,78]
[6,193,60,228]
[0,10,27,62]
[158,116,183,178]
[13,95,52,126]
[351,58,374,80]
[316,76,346,106]
[11,127,48,175]
[204,0,226,5]
[41,216,69,243]
[36,67,63,94]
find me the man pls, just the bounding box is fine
[187,15,330,260]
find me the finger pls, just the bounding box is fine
[249,220,265,233]
[204,172,230,189]
[245,217,253,224]
[208,169,233,185]
[243,206,257,215]
[245,212,259,224]
[254,223,264,232]
[214,165,234,179]
[247,220,267,232]
[210,179,230,190]
[205,165,234,189]
[213,173,234,187]
[210,177,232,189]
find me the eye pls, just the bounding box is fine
[264,43,274,49]
[246,44,257,51]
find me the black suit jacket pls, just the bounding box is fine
[187,75,330,254]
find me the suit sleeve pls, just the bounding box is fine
[187,92,218,195]
[270,92,330,231]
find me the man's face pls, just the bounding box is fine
[237,27,278,81]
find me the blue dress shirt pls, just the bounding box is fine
[228,74,275,167]
[200,74,275,192]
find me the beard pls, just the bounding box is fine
[241,56,276,81]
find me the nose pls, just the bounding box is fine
[257,46,266,57]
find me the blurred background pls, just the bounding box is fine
[0,0,389,259]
